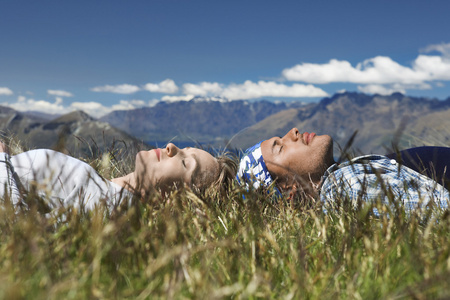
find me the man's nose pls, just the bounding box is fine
[285,127,299,141]
[166,143,179,157]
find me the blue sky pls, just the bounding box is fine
[1,0,450,117]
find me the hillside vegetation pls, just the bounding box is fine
[0,136,449,299]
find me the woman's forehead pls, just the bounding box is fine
[189,148,217,167]
[187,147,209,157]
[186,148,218,185]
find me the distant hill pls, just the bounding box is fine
[100,97,305,147]
[231,92,450,154]
[0,108,149,156]
[4,92,450,156]
[23,110,61,121]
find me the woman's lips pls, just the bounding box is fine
[154,148,161,161]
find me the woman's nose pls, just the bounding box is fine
[166,143,179,157]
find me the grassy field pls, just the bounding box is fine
[0,139,449,299]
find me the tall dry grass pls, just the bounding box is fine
[0,135,449,299]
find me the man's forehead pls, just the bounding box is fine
[261,138,277,159]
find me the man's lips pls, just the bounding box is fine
[154,148,161,161]
[303,132,316,145]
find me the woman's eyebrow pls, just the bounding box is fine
[189,153,200,183]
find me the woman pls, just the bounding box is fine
[0,141,237,213]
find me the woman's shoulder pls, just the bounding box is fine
[13,149,68,162]
[12,149,90,170]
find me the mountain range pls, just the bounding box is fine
[100,97,304,147]
[0,107,147,156]
[230,92,450,154]
[100,92,450,154]
[2,92,450,156]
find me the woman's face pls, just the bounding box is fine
[135,143,219,194]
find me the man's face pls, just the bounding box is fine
[261,128,334,187]
[135,143,219,194]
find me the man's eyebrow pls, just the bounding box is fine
[272,139,277,154]
[271,137,281,154]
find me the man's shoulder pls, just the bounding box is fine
[343,154,391,165]
[324,154,393,176]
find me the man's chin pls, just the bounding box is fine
[318,135,335,167]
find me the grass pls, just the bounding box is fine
[0,137,449,299]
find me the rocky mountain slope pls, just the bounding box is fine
[0,108,148,156]
[100,98,305,147]
[4,92,450,156]
[231,92,450,154]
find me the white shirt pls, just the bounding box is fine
[0,149,133,212]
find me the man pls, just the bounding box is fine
[236,128,449,215]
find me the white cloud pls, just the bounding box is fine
[0,87,13,96]
[421,42,450,58]
[357,82,432,95]
[70,101,112,118]
[89,78,328,102]
[90,84,140,94]
[282,57,428,85]
[282,44,450,93]
[143,79,179,94]
[148,99,160,107]
[220,80,329,100]
[179,80,328,100]
[3,97,71,114]
[413,54,450,81]
[161,94,195,102]
[182,82,223,96]
[399,82,432,90]
[2,97,146,118]
[111,99,147,111]
[357,84,406,95]
[47,89,73,97]
[55,97,63,105]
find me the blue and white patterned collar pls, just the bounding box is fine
[236,141,281,197]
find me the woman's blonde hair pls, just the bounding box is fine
[191,151,238,197]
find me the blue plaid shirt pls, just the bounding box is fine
[320,155,449,215]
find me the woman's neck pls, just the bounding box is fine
[112,172,140,195]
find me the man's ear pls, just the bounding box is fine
[287,183,299,201]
